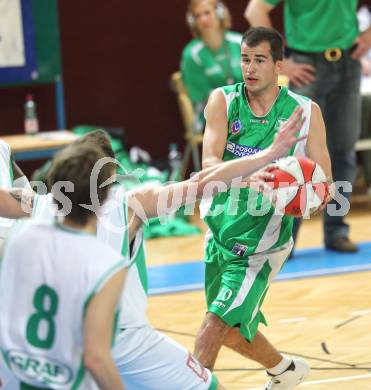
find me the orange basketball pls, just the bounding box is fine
[267,156,329,217]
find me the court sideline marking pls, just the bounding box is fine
[247,373,371,389]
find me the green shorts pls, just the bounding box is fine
[204,237,292,342]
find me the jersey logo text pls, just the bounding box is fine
[6,350,72,386]
[226,142,262,157]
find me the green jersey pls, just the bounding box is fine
[202,83,311,257]
[265,0,359,52]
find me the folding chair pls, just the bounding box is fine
[170,71,203,177]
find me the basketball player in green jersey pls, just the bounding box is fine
[194,27,332,389]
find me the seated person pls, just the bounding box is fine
[181,0,243,132]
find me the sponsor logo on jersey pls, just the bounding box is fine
[230,119,242,134]
[6,350,72,386]
[211,301,226,309]
[250,118,269,124]
[226,141,235,153]
[225,141,262,157]
[231,242,248,257]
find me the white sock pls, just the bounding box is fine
[267,355,292,376]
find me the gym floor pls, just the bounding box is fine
[146,201,371,389]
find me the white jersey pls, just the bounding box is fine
[0,141,14,238]
[0,220,126,389]
[31,185,218,390]
[121,227,149,329]
[0,141,12,186]
[32,186,149,329]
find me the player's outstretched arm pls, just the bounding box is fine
[127,106,306,233]
[0,188,33,218]
[84,268,127,390]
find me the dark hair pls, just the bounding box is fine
[75,129,115,159]
[46,143,114,225]
[241,27,284,62]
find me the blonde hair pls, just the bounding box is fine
[187,0,232,37]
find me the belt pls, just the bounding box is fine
[289,44,357,62]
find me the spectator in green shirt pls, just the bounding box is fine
[181,0,243,132]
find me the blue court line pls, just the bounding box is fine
[148,242,371,295]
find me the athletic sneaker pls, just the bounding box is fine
[264,358,310,389]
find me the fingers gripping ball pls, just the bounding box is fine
[267,156,329,217]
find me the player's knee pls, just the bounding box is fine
[207,312,230,330]
[198,313,230,341]
[223,334,238,348]
[222,327,242,348]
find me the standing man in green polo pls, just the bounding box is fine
[245,0,371,253]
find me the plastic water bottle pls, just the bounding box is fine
[24,94,39,135]
[168,143,182,182]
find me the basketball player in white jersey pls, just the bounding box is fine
[0,114,305,389]
[0,144,127,390]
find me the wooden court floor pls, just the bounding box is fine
[146,202,371,389]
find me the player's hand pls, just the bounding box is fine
[246,167,275,192]
[270,106,307,160]
[351,30,371,60]
[282,58,316,88]
[311,180,333,216]
[361,57,371,76]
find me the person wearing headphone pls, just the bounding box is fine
[181,0,243,133]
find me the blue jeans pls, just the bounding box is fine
[360,94,371,185]
[289,50,361,245]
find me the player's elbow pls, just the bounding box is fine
[202,156,223,170]
[244,4,254,22]
[84,348,109,375]
[202,159,213,170]
[244,1,270,25]
[244,2,260,23]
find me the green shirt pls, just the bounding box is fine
[265,0,359,52]
[203,83,311,257]
[181,31,243,130]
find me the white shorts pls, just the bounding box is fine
[113,325,218,390]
